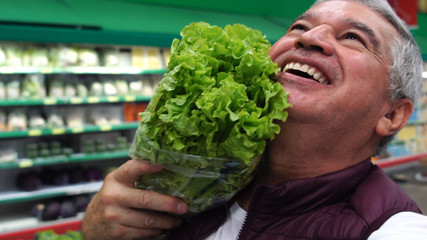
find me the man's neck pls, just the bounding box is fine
[237,120,376,210]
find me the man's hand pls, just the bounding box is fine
[82,159,188,240]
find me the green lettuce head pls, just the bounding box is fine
[130,22,291,214]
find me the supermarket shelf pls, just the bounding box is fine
[0,213,83,239]
[0,95,151,106]
[0,66,166,75]
[374,152,427,174]
[0,122,139,139]
[0,150,130,170]
[0,181,102,204]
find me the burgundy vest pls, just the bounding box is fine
[169,160,421,240]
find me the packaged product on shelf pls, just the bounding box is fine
[129,79,143,95]
[39,142,51,157]
[46,109,64,128]
[51,45,79,67]
[78,48,99,67]
[117,136,128,150]
[64,107,85,127]
[115,79,129,95]
[141,81,154,96]
[0,81,5,99]
[6,78,21,99]
[16,171,43,191]
[64,81,77,97]
[48,75,64,98]
[123,103,136,122]
[131,47,144,68]
[86,166,104,181]
[103,81,118,95]
[90,105,122,125]
[0,110,6,131]
[83,139,95,153]
[7,109,27,130]
[161,47,171,67]
[96,139,106,152]
[0,149,18,163]
[40,201,61,221]
[29,109,46,129]
[50,141,62,156]
[21,74,46,99]
[4,44,23,66]
[26,143,38,158]
[0,46,6,66]
[145,47,163,70]
[100,48,120,67]
[90,81,104,96]
[60,200,77,218]
[25,46,49,67]
[76,82,88,97]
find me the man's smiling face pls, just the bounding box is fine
[269,1,399,139]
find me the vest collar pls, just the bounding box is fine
[248,159,373,217]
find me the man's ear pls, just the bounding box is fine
[376,99,413,137]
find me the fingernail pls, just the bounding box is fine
[177,202,188,214]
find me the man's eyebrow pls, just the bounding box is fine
[290,13,380,50]
[343,18,379,49]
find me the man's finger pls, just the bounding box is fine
[119,207,183,230]
[112,159,163,185]
[116,186,188,215]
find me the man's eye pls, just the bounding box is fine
[290,24,307,31]
[343,32,366,45]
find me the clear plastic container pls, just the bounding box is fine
[130,137,261,215]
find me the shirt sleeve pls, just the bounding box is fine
[368,212,427,240]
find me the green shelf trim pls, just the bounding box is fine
[0,122,139,139]
[0,150,129,170]
[0,95,151,106]
[0,182,103,204]
[69,151,130,162]
[0,66,166,75]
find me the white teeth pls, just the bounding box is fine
[282,62,330,84]
[300,64,309,72]
[313,72,322,80]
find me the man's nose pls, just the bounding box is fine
[295,25,335,56]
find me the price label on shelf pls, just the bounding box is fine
[70,97,83,104]
[40,67,54,74]
[28,129,42,136]
[107,96,119,102]
[71,127,84,134]
[19,160,33,168]
[88,97,100,103]
[125,96,136,102]
[52,128,66,135]
[100,125,112,131]
[43,98,57,105]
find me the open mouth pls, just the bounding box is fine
[282,62,330,85]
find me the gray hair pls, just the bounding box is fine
[312,0,424,155]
